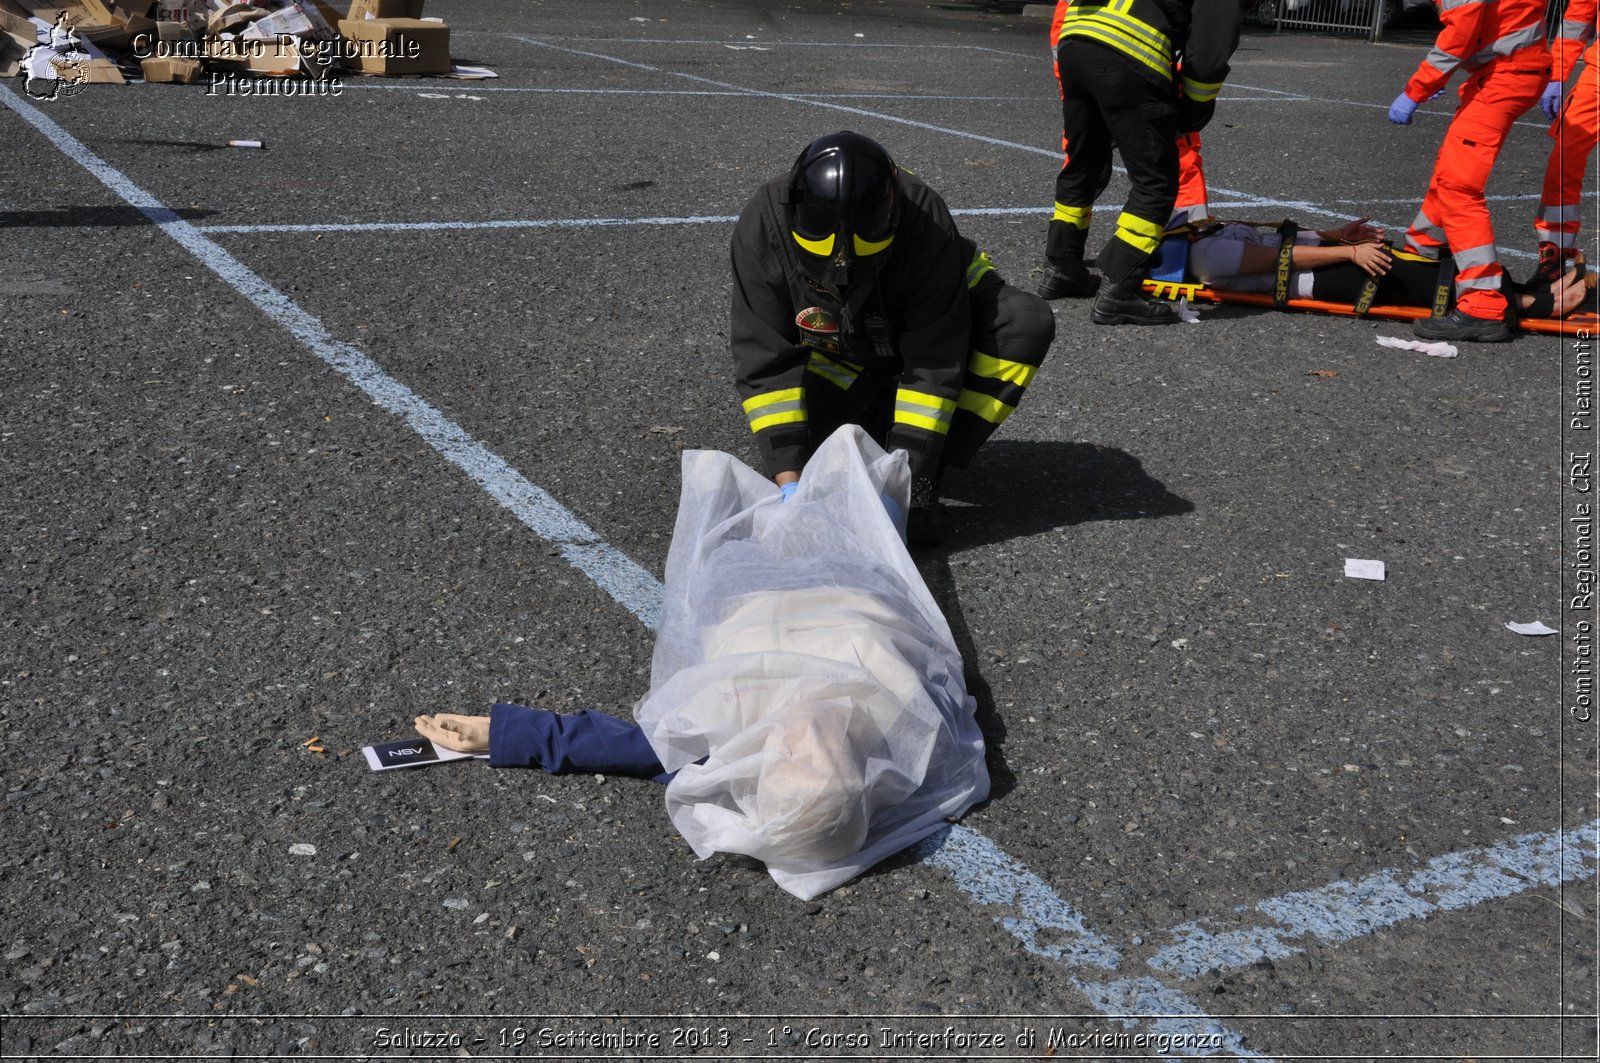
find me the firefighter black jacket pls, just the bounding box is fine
[729,168,977,485]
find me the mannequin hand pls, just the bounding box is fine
[415,713,490,753]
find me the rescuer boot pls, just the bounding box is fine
[1090,278,1178,326]
[1411,307,1512,343]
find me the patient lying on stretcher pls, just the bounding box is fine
[1188,219,1588,319]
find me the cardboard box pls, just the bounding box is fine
[336,15,445,75]
[139,53,198,80]
[204,1,265,36]
[346,0,420,20]
[0,6,35,43]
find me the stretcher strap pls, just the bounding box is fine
[1352,273,1381,316]
[1431,251,1457,319]
[1274,220,1298,309]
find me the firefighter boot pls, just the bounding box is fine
[1039,219,1100,299]
[1090,277,1178,326]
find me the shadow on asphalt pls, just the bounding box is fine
[0,204,217,226]
[946,438,1195,549]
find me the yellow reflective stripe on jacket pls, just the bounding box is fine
[1181,75,1223,103]
[806,351,861,391]
[893,389,956,434]
[967,250,995,289]
[1113,210,1165,255]
[742,387,806,433]
[958,389,1016,426]
[967,350,1038,389]
[1061,7,1173,80]
[1053,201,1092,229]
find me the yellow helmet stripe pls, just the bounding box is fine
[792,231,835,257]
[852,232,894,256]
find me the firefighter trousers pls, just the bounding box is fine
[1048,39,1180,285]
[1404,58,1549,318]
[804,274,1055,474]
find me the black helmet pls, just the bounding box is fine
[784,131,900,285]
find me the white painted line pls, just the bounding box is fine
[197,204,1541,261]
[1226,79,1554,130]
[197,214,742,235]
[1146,819,1600,981]
[0,82,665,632]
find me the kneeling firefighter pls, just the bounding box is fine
[730,131,1057,536]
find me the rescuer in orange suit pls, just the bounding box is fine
[1531,0,1597,284]
[1388,0,1552,343]
[1046,0,1213,237]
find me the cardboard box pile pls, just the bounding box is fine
[0,0,486,84]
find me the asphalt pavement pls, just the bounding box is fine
[2,0,1597,1059]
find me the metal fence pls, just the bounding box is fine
[1243,0,1565,43]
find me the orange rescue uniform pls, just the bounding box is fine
[1535,0,1597,258]
[1402,0,1551,318]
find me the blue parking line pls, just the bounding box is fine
[1147,820,1600,981]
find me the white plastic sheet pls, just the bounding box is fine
[635,426,988,899]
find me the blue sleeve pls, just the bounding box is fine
[487,704,671,783]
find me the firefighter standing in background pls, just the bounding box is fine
[1388,0,1551,343]
[1044,0,1214,247]
[731,131,1056,535]
[1531,0,1597,283]
[1038,0,1241,325]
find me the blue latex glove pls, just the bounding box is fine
[1387,91,1419,125]
[778,481,798,501]
[1541,80,1565,122]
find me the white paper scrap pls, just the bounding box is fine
[1376,335,1458,359]
[1504,620,1558,636]
[1344,558,1386,581]
[1176,297,1202,324]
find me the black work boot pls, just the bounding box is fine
[1036,259,1100,300]
[1523,243,1572,289]
[1412,307,1513,343]
[1090,277,1178,326]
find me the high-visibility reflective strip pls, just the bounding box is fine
[1453,243,1500,269]
[1053,202,1092,229]
[1542,230,1579,248]
[958,389,1016,426]
[743,387,806,433]
[1559,17,1593,41]
[894,389,956,434]
[1075,0,1169,56]
[1438,0,1489,11]
[853,232,893,256]
[1538,203,1583,224]
[1467,21,1546,66]
[806,352,861,390]
[1181,76,1223,103]
[968,349,1038,389]
[792,230,834,257]
[1114,211,1164,255]
[1409,209,1447,245]
[1425,44,1465,73]
[1456,271,1504,291]
[1062,14,1172,80]
[967,250,995,289]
